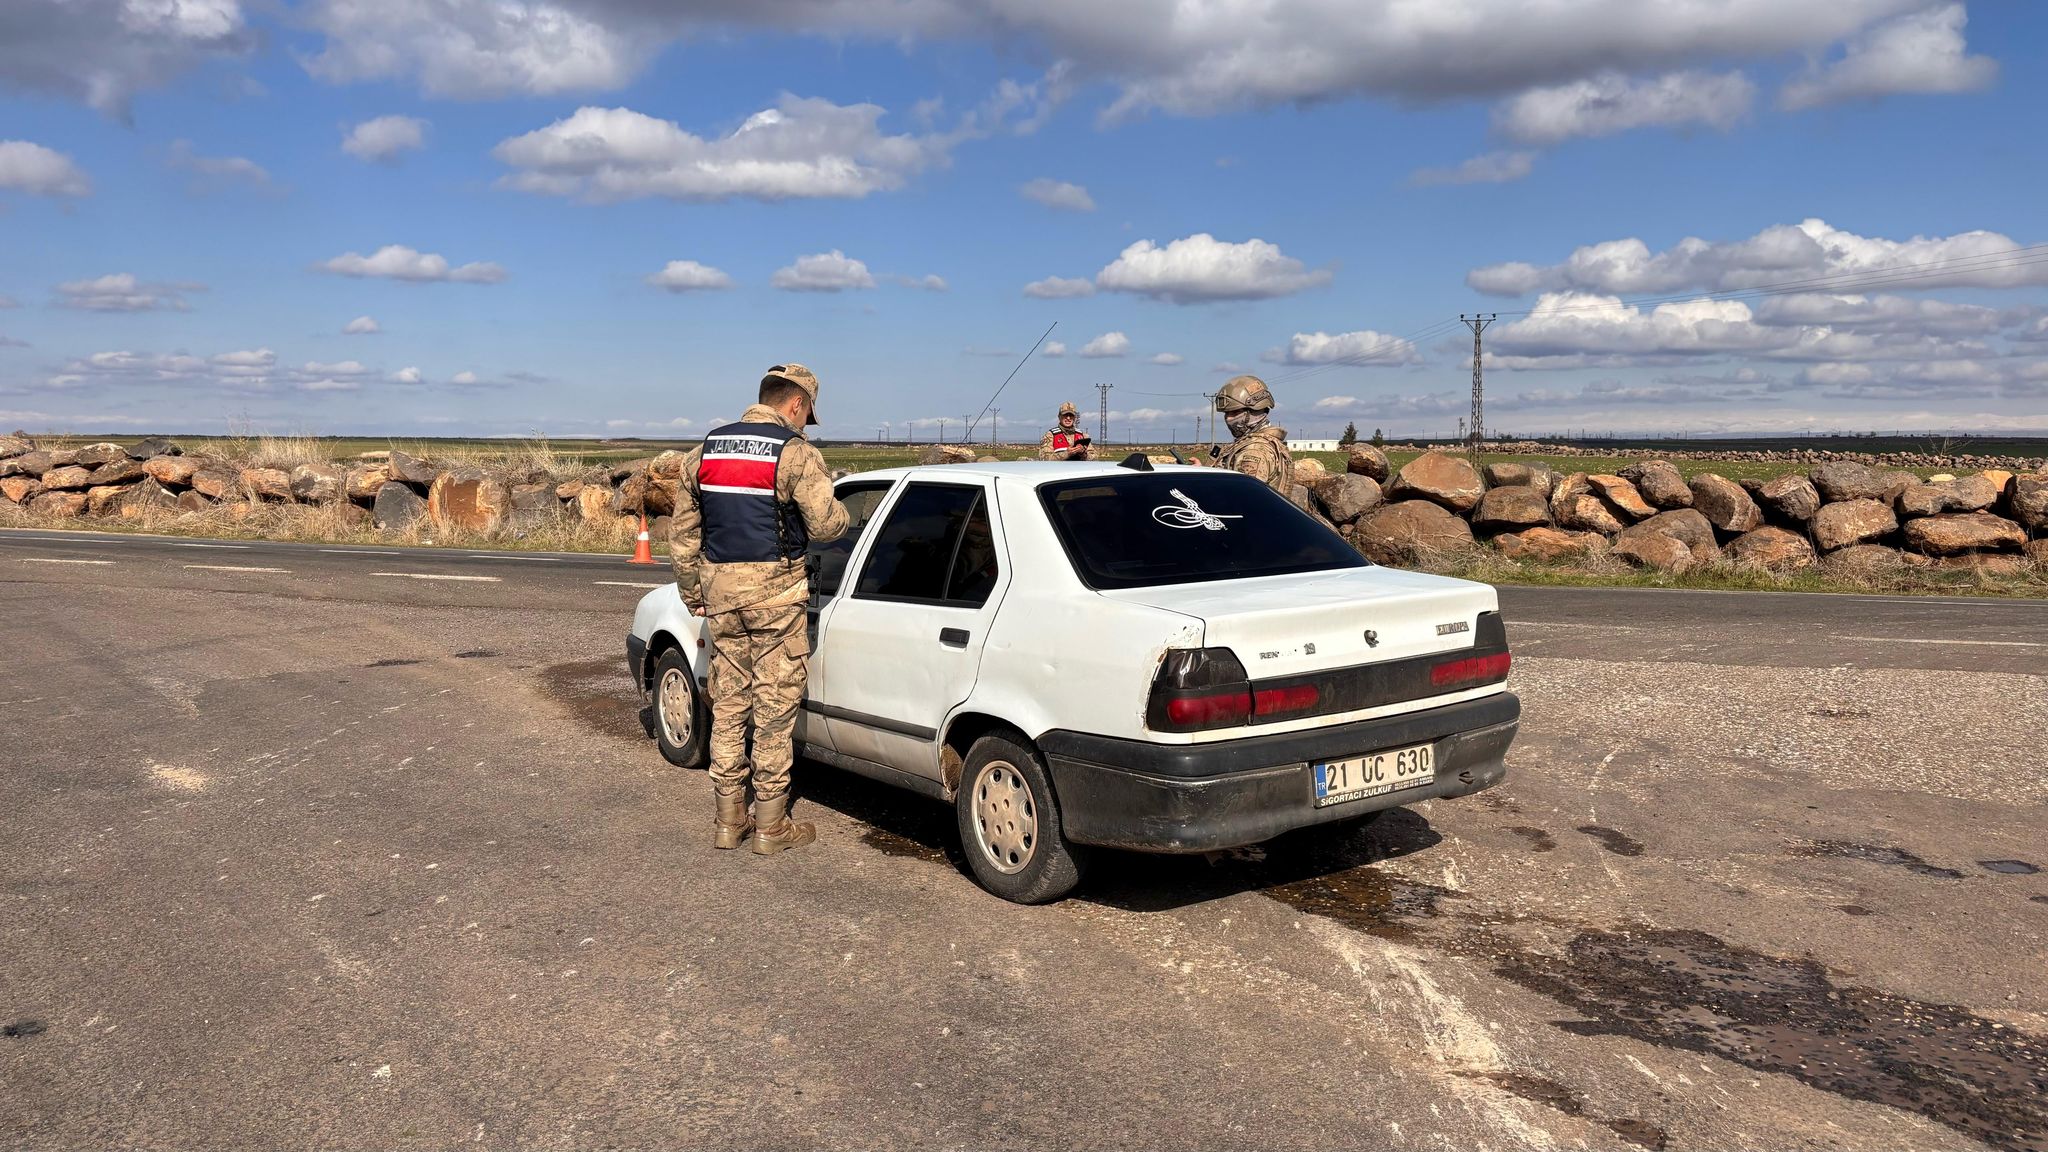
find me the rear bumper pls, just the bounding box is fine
[1039,692,1519,853]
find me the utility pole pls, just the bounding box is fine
[938,418,946,444]
[1096,382,1113,444]
[1460,313,1495,466]
[990,409,1000,448]
[878,424,886,444]
[1202,392,1219,448]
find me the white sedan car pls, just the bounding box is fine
[628,458,1518,903]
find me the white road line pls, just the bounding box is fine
[183,564,291,574]
[1835,635,2043,648]
[594,580,665,589]
[369,572,502,583]
[320,548,401,555]
[17,557,114,565]
[171,542,249,550]
[473,554,563,562]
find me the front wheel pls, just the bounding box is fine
[652,646,708,769]
[955,732,1086,904]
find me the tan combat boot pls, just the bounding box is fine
[751,793,816,855]
[713,787,753,850]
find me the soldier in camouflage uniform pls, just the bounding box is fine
[1038,401,1093,460]
[1212,375,1294,494]
[670,364,849,855]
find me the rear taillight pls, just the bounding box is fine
[1148,647,1251,732]
[1253,683,1321,716]
[1430,650,1512,690]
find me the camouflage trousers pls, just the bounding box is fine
[704,600,809,802]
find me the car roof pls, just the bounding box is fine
[839,460,1213,486]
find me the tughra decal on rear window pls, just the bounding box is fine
[1152,488,1243,531]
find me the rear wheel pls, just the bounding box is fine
[955,732,1086,904]
[652,646,707,769]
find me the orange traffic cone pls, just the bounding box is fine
[629,513,657,565]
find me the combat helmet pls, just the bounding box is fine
[1214,375,1274,413]
[1057,401,1079,419]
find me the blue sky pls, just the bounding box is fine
[2,0,2044,442]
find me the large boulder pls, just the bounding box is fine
[1483,461,1554,497]
[372,481,428,530]
[1613,533,1696,573]
[644,478,680,518]
[1493,526,1607,563]
[2023,539,2048,566]
[1292,457,1328,486]
[1902,512,2026,557]
[143,456,200,488]
[87,459,146,486]
[345,464,393,504]
[1345,444,1392,483]
[1725,526,1817,571]
[1810,461,1890,503]
[125,437,180,459]
[1620,460,1692,510]
[1758,474,1821,523]
[0,434,32,460]
[85,485,128,515]
[9,450,59,476]
[0,476,40,504]
[1385,451,1484,512]
[189,467,241,500]
[240,467,294,502]
[2012,474,2048,532]
[648,449,688,480]
[609,471,652,515]
[1314,473,1383,524]
[115,477,179,519]
[29,491,87,518]
[1823,544,1928,576]
[1586,474,1654,521]
[1615,508,1718,557]
[73,441,127,467]
[289,462,346,503]
[1470,485,1552,533]
[428,467,512,535]
[386,449,438,487]
[175,490,213,513]
[508,483,560,533]
[1812,498,1898,552]
[1878,470,1921,503]
[1351,499,1476,566]
[917,444,978,466]
[1688,473,1763,534]
[1550,474,1626,534]
[39,465,96,492]
[576,483,614,521]
[1896,474,2000,518]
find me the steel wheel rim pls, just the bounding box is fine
[970,760,1036,875]
[657,667,693,748]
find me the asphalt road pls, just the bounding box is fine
[4,527,2045,1151]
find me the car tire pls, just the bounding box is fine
[955,731,1086,904]
[652,645,708,769]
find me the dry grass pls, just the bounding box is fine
[1425,546,2048,599]
[0,497,648,555]
[246,435,333,471]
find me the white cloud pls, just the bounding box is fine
[646,260,733,292]
[210,348,275,370]
[391,366,423,384]
[1781,3,1996,110]
[0,140,92,197]
[0,0,251,116]
[302,0,644,98]
[319,244,507,284]
[1148,352,1183,366]
[1096,233,1332,303]
[1410,151,1534,187]
[1468,218,2048,297]
[1041,341,1067,358]
[1493,71,1754,146]
[343,315,381,335]
[55,273,201,312]
[491,87,1055,203]
[1751,293,2002,336]
[451,371,479,385]
[1020,178,1095,212]
[891,273,949,291]
[1023,276,1096,299]
[342,115,428,163]
[299,378,360,393]
[771,250,874,293]
[166,139,269,186]
[1263,330,1422,367]
[303,359,372,376]
[1080,331,1130,358]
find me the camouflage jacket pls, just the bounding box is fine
[1038,428,1092,461]
[670,404,849,615]
[1217,425,1293,494]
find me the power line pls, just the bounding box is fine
[967,322,1056,441]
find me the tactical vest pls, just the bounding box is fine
[696,421,808,564]
[1048,430,1085,452]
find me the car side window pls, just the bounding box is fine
[812,482,893,601]
[852,483,997,607]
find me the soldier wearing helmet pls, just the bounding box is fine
[1212,375,1293,495]
[1039,401,1094,461]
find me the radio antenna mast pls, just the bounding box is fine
[966,321,1056,441]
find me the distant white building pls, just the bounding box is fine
[1288,438,1341,452]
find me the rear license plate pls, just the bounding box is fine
[1313,743,1435,806]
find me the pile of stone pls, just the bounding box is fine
[1294,445,2048,577]
[1402,439,2048,475]
[0,433,687,540]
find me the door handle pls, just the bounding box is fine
[939,627,970,648]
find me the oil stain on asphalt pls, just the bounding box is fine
[1451,1070,1668,1150]
[1980,859,2041,875]
[1575,824,1645,857]
[537,658,649,742]
[1792,839,1966,880]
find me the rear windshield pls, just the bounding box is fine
[1038,471,1367,590]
